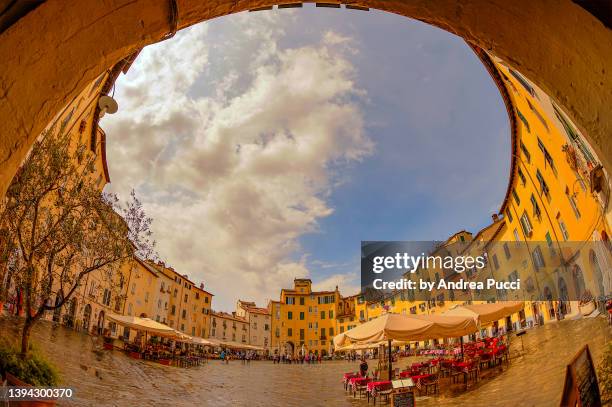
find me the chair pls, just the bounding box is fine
[467,358,480,384]
[423,373,439,395]
[353,379,369,398]
[450,364,467,384]
[378,384,393,404]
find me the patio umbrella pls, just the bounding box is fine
[191,336,214,346]
[333,313,477,379]
[107,314,177,337]
[443,301,524,326]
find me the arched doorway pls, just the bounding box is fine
[558,277,570,316]
[589,249,605,297]
[284,341,295,356]
[572,265,586,300]
[66,297,78,328]
[52,291,63,323]
[97,310,105,335]
[0,1,610,200]
[543,286,555,320]
[83,304,92,332]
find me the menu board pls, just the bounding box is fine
[560,345,601,407]
[392,390,415,407]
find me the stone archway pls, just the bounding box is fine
[0,0,611,200]
[97,310,105,335]
[589,249,605,297]
[82,303,92,331]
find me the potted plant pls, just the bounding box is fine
[0,340,60,406]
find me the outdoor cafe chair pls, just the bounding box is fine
[467,358,480,384]
[423,373,439,395]
[450,364,467,384]
[353,378,371,398]
[377,383,393,405]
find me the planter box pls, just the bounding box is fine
[4,372,57,406]
[158,359,171,366]
[128,351,141,359]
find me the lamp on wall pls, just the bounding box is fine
[98,95,118,118]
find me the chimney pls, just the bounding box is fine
[492,213,499,222]
[200,283,204,290]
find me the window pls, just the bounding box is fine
[144,292,149,303]
[503,243,511,260]
[535,169,550,198]
[171,305,176,315]
[517,167,526,185]
[508,270,519,283]
[173,289,178,298]
[359,310,364,320]
[329,327,334,336]
[184,294,188,303]
[492,254,500,270]
[509,69,535,96]
[527,99,549,131]
[520,211,533,237]
[558,217,570,241]
[553,103,596,164]
[512,189,521,206]
[130,283,135,295]
[287,311,293,320]
[299,297,304,305]
[300,329,305,340]
[328,310,333,319]
[299,312,304,320]
[287,328,293,337]
[205,297,209,303]
[182,309,186,319]
[513,228,520,242]
[532,246,545,270]
[566,187,581,219]
[506,209,513,223]
[538,138,556,173]
[102,289,111,306]
[286,297,295,305]
[195,292,200,300]
[530,194,541,219]
[520,141,531,162]
[320,311,325,320]
[517,109,531,133]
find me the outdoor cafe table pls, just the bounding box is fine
[410,373,433,386]
[366,380,391,402]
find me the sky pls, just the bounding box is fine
[101,7,509,311]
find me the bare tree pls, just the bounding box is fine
[0,125,156,357]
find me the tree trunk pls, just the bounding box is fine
[20,317,33,358]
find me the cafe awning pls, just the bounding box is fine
[106,314,177,337]
[443,301,524,326]
[333,313,477,350]
[190,336,215,346]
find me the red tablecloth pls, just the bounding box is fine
[343,373,358,383]
[349,377,371,389]
[367,380,391,393]
[400,371,412,378]
[411,373,432,383]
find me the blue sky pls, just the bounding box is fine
[102,7,509,310]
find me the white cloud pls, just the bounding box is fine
[102,15,372,310]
